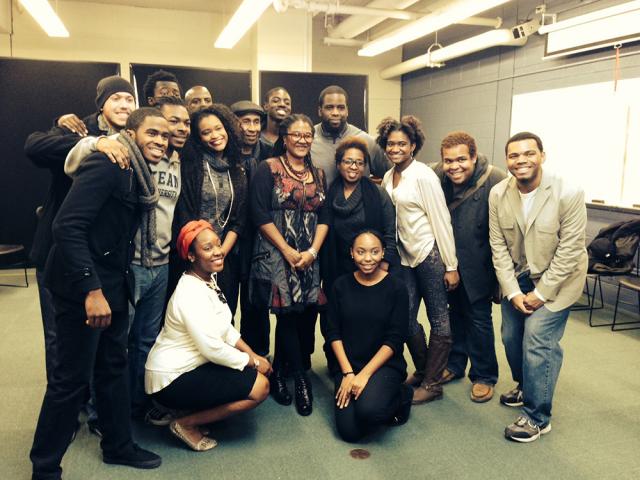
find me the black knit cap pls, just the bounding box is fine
[230,100,265,119]
[95,75,135,110]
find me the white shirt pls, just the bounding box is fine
[145,273,250,394]
[382,160,458,270]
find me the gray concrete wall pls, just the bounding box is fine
[400,0,640,314]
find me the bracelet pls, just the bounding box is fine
[342,371,354,377]
[307,247,318,260]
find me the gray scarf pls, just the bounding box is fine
[117,132,160,267]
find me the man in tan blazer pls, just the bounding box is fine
[489,131,587,443]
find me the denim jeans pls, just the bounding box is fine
[447,284,498,385]
[128,263,168,416]
[500,274,570,427]
[402,244,451,338]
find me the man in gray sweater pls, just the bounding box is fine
[310,85,389,186]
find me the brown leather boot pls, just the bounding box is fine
[404,325,428,387]
[412,334,453,405]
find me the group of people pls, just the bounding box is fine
[25,68,587,480]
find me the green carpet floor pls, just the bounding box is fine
[1,269,639,480]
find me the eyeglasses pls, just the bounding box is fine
[341,159,366,168]
[287,132,313,142]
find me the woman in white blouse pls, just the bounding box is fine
[378,116,460,405]
[145,220,272,451]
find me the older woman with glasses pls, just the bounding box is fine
[319,136,399,373]
[249,114,328,417]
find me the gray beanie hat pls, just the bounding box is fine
[95,76,135,110]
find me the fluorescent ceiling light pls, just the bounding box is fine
[538,0,640,34]
[215,0,274,49]
[19,0,69,37]
[358,0,511,57]
[380,28,526,78]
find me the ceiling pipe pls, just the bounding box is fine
[358,0,512,57]
[380,28,527,79]
[323,37,366,47]
[328,0,420,39]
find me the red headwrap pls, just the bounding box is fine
[176,220,215,261]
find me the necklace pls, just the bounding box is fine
[187,271,227,303]
[205,161,234,230]
[281,155,309,181]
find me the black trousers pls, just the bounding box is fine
[239,278,271,356]
[30,296,133,480]
[334,366,404,442]
[217,251,241,320]
[274,307,317,372]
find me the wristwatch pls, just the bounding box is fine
[253,358,260,370]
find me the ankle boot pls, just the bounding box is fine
[404,325,428,387]
[294,372,313,416]
[270,370,292,406]
[412,334,453,405]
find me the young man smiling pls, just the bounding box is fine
[30,108,170,479]
[431,131,506,403]
[261,86,291,147]
[143,69,181,106]
[489,131,587,442]
[65,96,189,421]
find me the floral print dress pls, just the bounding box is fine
[249,157,327,314]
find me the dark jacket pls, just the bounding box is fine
[24,113,107,269]
[588,219,640,273]
[44,153,139,311]
[432,154,506,303]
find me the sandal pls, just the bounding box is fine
[169,421,217,451]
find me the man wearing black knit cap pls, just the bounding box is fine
[30,107,169,479]
[231,100,272,359]
[25,75,135,392]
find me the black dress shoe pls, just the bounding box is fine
[103,444,162,469]
[294,372,312,416]
[389,384,413,427]
[270,370,292,405]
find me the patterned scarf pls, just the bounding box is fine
[117,132,160,267]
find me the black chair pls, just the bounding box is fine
[0,244,29,288]
[611,248,640,331]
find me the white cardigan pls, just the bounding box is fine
[145,273,250,394]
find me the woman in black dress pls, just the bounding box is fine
[326,230,413,442]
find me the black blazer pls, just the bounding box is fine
[45,153,140,311]
[24,113,108,269]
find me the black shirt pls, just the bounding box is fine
[325,273,408,376]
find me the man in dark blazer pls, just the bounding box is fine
[30,108,170,480]
[432,131,506,403]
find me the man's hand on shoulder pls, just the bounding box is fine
[97,137,130,169]
[57,114,88,137]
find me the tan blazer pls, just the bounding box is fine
[489,170,587,312]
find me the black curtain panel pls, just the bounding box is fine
[0,58,119,256]
[259,71,368,131]
[130,64,252,107]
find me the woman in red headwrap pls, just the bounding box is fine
[145,220,272,452]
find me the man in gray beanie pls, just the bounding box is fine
[24,75,136,438]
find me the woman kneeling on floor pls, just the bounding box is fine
[145,220,272,451]
[326,229,413,442]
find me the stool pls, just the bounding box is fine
[0,244,29,287]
